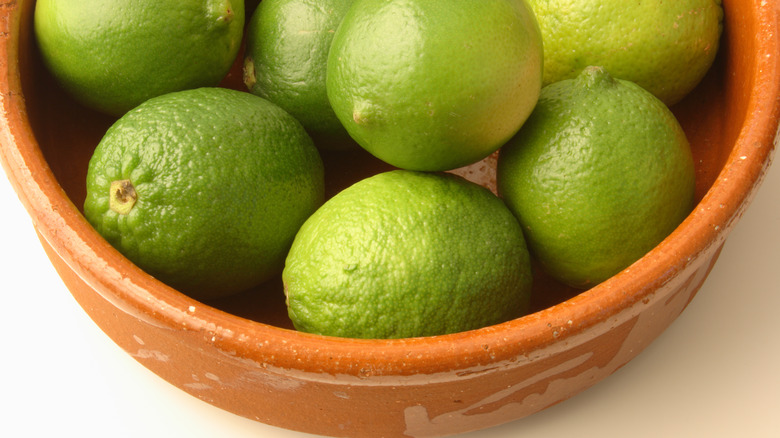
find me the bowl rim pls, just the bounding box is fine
[1,0,778,378]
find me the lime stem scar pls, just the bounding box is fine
[109,179,137,215]
[243,56,257,90]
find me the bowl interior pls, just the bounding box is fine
[14,0,752,332]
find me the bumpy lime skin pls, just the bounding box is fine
[84,88,324,300]
[527,0,723,105]
[34,0,245,116]
[244,0,357,150]
[283,170,533,339]
[326,0,544,171]
[497,67,696,289]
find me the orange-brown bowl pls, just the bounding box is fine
[1,1,778,437]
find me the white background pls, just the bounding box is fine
[1,150,778,438]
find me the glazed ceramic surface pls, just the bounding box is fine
[1,1,778,437]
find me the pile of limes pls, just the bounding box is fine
[34,0,723,339]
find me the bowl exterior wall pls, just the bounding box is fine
[36,229,721,437]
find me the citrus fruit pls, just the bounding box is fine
[326,0,543,171]
[243,0,357,150]
[34,0,245,116]
[497,66,696,289]
[527,0,723,106]
[83,87,325,300]
[282,170,533,339]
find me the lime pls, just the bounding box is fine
[84,87,324,300]
[243,0,357,150]
[283,170,533,339]
[528,0,723,105]
[326,0,543,171]
[497,66,696,289]
[34,0,245,116]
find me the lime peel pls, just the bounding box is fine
[579,66,618,88]
[209,0,236,24]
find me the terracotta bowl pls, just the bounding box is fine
[2,1,779,437]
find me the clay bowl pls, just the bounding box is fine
[1,1,779,437]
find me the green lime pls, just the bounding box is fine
[497,66,696,289]
[283,170,533,339]
[243,0,357,150]
[84,87,324,300]
[326,0,543,171]
[34,0,245,116]
[528,0,723,105]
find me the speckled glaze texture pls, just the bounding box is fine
[1,1,779,437]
